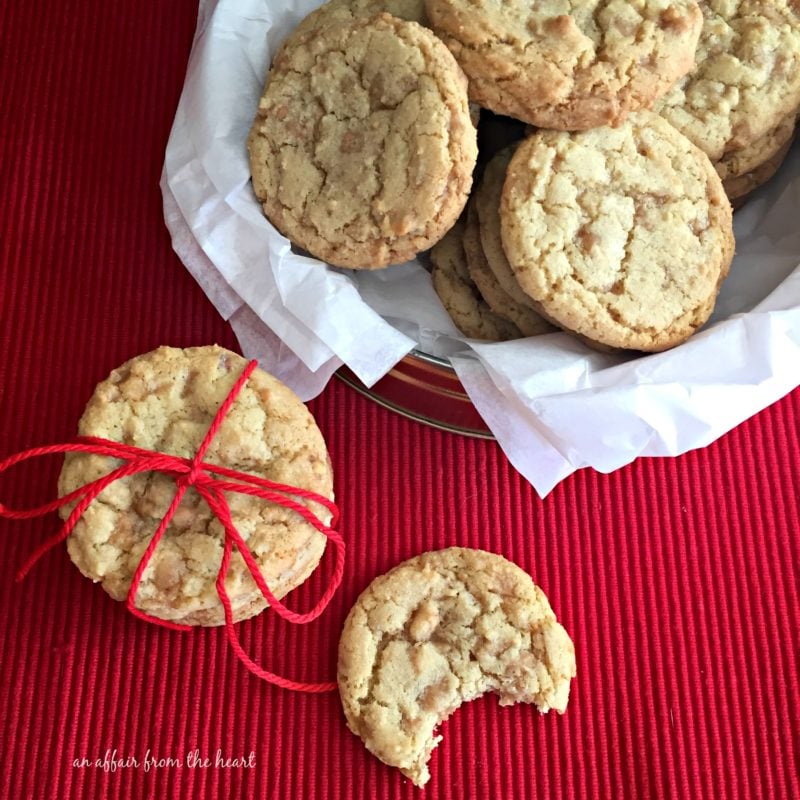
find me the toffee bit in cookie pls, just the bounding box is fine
[337,547,576,787]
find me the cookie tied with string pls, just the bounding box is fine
[57,345,334,626]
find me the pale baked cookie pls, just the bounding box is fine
[463,203,554,338]
[501,112,735,352]
[714,112,796,184]
[249,14,477,269]
[655,0,800,162]
[425,0,703,129]
[287,0,428,42]
[58,345,334,626]
[724,133,796,205]
[475,146,541,312]
[338,547,576,787]
[431,218,521,341]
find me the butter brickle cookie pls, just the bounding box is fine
[501,112,735,352]
[714,112,797,187]
[425,0,703,129]
[338,547,576,786]
[715,113,797,203]
[463,202,554,338]
[474,145,561,336]
[655,0,800,162]
[431,217,521,341]
[724,134,796,207]
[249,14,477,269]
[288,0,429,40]
[58,345,334,626]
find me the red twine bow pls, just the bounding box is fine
[0,360,344,693]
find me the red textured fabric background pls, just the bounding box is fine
[1,2,798,798]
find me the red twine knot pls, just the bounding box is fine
[0,359,344,694]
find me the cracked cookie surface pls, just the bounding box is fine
[425,0,702,129]
[501,112,735,352]
[337,547,575,787]
[463,202,554,338]
[655,0,800,161]
[431,217,521,341]
[249,14,477,269]
[58,345,334,626]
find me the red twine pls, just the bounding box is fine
[0,359,344,693]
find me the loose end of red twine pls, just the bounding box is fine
[0,359,344,693]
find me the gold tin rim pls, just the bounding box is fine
[335,349,494,439]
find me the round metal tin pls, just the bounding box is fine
[335,350,493,439]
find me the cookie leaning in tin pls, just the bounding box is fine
[337,547,576,787]
[500,111,735,353]
[57,345,334,626]
[430,216,521,341]
[248,14,478,269]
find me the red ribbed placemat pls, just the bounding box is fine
[1,2,798,798]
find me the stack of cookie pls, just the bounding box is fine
[248,0,800,351]
[60,346,335,626]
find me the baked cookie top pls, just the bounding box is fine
[431,218,521,341]
[501,112,735,352]
[425,0,703,129]
[338,547,576,787]
[249,14,477,269]
[463,203,554,338]
[58,345,334,626]
[655,0,800,161]
[288,0,428,42]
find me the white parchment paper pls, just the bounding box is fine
[161,0,800,496]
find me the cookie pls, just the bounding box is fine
[714,111,797,196]
[276,0,480,128]
[425,0,703,129]
[724,132,796,205]
[287,0,428,42]
[463,203,554,338]
[248,14,477,269]
[431,218,521,341]
[475,146,542,312]
[655,1,800,162]
[58,345,334,627]
[338,547,576,787]
[500,111,735,352]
